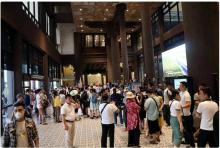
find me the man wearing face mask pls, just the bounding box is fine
[3,101,39,147]
[61,94,80,147]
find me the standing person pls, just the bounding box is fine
[169,90,184,147]
[99,94,119,148]
[89,89,98,119]
[3,101,39,147]
[144,89,160,144]
[80,88,89,117]
[139,92,147,131]
[36,89,47,125]
[61,94,80,148]
[179,81,195,147]
[111,88,124,125]
[196,87,218,147]
[163,82,172,126]
[126,92,141,147]
[59,90,66,106]
[156,90,164,134]
[53,91,61,123]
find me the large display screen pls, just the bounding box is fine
[162,44,188,77]
[174,78,187,89]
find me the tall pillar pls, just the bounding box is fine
[111,31,121,83]
[43,55,49,96]
[182,2,219,94]
[141,3,155,81]
[117,3,129,84]
[106,26,113,82]
[13,33,23,95]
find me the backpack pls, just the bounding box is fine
[91,94,97,103]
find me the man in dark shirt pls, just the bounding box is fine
[111,88,124,125]
[213,110,219,147]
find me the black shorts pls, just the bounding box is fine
[148,119,160,134]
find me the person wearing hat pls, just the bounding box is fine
[3,101,39,147]
[126,91,141,147]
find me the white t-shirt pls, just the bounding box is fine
[180,90,191,116]
[197,100,218,131]
[99,103,118,124]
[164,88,172,105]
[169,100,182,117]
[61,103,76,121]
[16,120,29,147]
[36,94,42,109]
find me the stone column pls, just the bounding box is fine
[106,25,113,82]
[118,3,129,84]
[13,33,23,95]
[182,2,219,93]
[141,3,155,81]
[43,55,49,96]
[110,31,121,83]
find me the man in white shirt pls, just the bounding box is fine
[163,82,172,126]
[196,87,218,147]
[179,81,195,147]
[61,94,80,147]
[99,94,119,148]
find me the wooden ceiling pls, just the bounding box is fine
[71,2,143,33]
[48,2,163,33]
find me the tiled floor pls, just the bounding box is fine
[37,117,175,147]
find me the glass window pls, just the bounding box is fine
[137,34,142,50]
[178,2,183,22]
[100,35,105,47]
[35,2,39,21]
[29,2,34,16]
[94,35,100,47]
[170,5,178,27]
[85,35,93,47]
[127,34,131,47]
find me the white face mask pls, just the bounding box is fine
[15,112,24,120]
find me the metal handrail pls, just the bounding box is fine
[21,3,39,27]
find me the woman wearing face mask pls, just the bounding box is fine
[3,101,39,147]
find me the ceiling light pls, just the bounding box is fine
[138,18,142,21]
[80,18,83,20]
[104,18,107,21]
[81,29,84,32]
[126,9,129,12]
[105,9,109,11]
[80,25,83,28]
[100,29,103,32]
[79,8,82,11]
[131,29,134,32]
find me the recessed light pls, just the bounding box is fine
[100,29,103,32]
[138,18,142,21]
[79,8,82,11]
[131,29,134,32]
[80,18,83,20]
[105,9,109,11]
[126,9,129,12]
[80,25,83,28]
[81,29,84,32]
[104,18,107,20]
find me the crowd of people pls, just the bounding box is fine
[2,81,219,148]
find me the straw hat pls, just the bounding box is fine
[126,91,136,99]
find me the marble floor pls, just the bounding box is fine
[37,116,176,148]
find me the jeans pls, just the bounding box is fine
[114,110,123,124]
[101,124,115,148]
[163,105,170,126]
[198,129,217,147]
[182,115,195,147]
